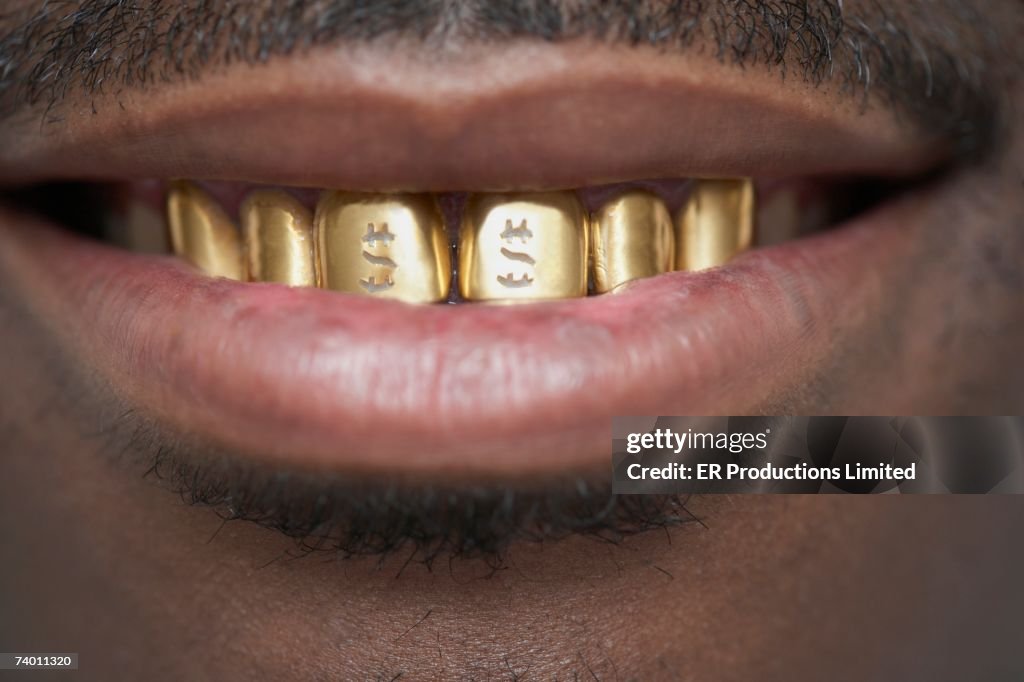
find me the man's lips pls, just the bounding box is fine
[0,42,947,190]
[0,40,944,477]
[0,192,922,477]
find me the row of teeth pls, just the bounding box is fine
[164,179,755,303]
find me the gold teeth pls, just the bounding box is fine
[590,190,674,293]
[314,192,451,304]
[459,192,588,302]
[675,179,755,271]
[164,179,757,300]
[167,181,244,280]
[242,190,315,286]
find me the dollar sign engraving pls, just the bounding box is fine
[497,219,534,288]
[360,222,397,292]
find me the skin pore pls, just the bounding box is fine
[1,0,1023,678]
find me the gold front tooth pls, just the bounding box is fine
[314,192,450,303]
[459,192,588,302]
[241,190,315,286]
[590,190,674,293]
[166,181,244,280]
[675,179,756,271]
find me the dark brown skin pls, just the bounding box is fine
[4,432,1024,678]
[1,0,1023,678]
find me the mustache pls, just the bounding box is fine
[0,0,1001,153]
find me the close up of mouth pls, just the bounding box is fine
[0,37,972,482]
[0,168,937,480]
[4,2,1024,677]
[0,161,922,557]
[1,0,1014,567]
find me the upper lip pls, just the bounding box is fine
[1,43,947,190]
[0,43,946,477]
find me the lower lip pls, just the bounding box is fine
[0,199,918,477]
